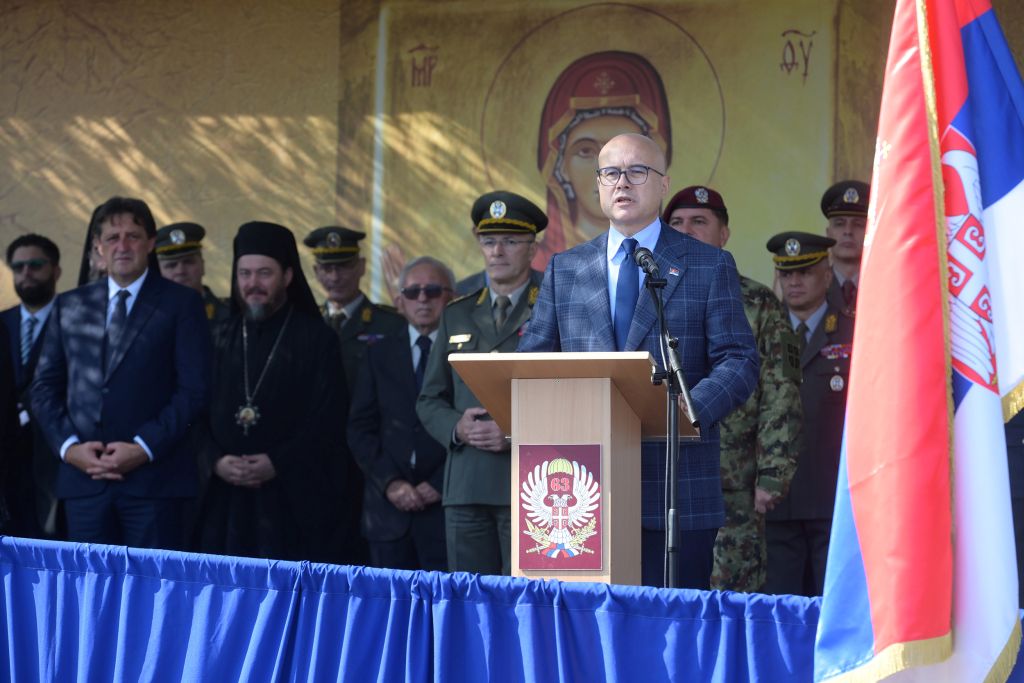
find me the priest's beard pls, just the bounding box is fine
[241,288,287,321]
[15,279,56,308]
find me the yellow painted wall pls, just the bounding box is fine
[2,0,1023,310]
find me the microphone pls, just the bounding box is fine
[633,247,660,278]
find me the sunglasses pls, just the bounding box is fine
[9,258,49,273]
[400,284,451,300]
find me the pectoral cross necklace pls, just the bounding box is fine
[236,307,293,435]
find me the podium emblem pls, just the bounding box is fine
[519,445,602,570]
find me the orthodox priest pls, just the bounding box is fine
[195,221,350,562]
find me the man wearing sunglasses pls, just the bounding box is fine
[417,190,547,575]
[519,134,759,589]
[349,257,455,571]
[3,234,63,539]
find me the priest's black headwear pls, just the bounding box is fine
[231,221,319,316]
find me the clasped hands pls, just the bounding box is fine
[455,407,509,452]
[215,454,277,488]
[66,441,148,481]
[386,480,441,512]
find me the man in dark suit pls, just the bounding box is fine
[418,191,547,575]
[0,326,17,531]
[31,196,212,549]
[762,231,852,597]
[518,134,759,589]
[3,234,63,538]
[348,256,455,570]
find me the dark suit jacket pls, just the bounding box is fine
[518,224,759,530]
[768,303,853,521]
[31,274,212,500]
[2,306,46,393]
[2,304,58,532]
[0,326,17,527]
[348,330,446,541]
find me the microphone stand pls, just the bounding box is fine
[643,270,700,589]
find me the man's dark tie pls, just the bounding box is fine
[795,321,809,353]
[414,334,432,391]
[20,315,36,367]
[614,238,639,351]
[105,290,130,371]
[493,295,512,331]
[328,311,347,335]
[841,280,858,309]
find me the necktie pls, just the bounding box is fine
[841,280,858,309]
[614,238,639,351]
[105,290,130,370]
[20,315,36,367]
[795,321,809,353]
[414,334,432,391]
[328,310,347,334]
[494,295,512,331]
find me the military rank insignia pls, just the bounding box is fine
[528,285,539,306]
[362,306,372,323]
[824,313,838,333]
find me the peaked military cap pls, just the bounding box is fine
[767,231,836,270]
[662,185,729,224]
[303,226,365,264]
[820,180,870,218]
[471,191,548,235]
[156,222,206,258]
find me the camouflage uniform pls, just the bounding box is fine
[710,275,802,592]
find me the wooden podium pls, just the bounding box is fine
[450,352,699,586]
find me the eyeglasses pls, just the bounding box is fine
[9,258,49,273]
[400,284,452,300]
[596,165,665,186]
[478,237,535,250]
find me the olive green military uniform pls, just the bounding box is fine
[710,275,802,592]
[416,275,542,575]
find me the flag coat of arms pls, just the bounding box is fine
[814,0,1024,681]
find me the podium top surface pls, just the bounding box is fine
[449,352,698,440]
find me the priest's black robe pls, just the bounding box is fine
[195,303,350,562]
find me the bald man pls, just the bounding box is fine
[520,134,758,589]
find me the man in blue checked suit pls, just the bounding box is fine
[32,197,212,549]
[519,134,759,588]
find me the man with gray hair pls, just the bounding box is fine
[348,256,454,570]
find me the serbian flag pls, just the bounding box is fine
[814,0,1024,681]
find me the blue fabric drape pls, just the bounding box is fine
[1,537,1019,682]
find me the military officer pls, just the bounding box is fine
[416,191,546,575]
[663,186,802,592]
[763,231,853,597]
[155,222,230,326]
[821,181,870,318]
[303,226,406,388]
[303,225,405,564]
